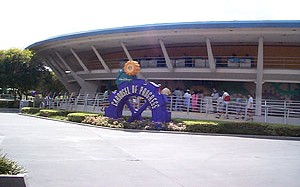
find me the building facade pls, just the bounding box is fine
[27,20,300,114]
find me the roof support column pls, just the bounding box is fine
[47,56,66,76]
[206,38,216,72]
[56,52,97,93]
[159,39,173,72]
[255,37,264,116]
[70,48,89,72]
[120,42,132,61]
[45,58,76,92]
[120,42,145,79]
[91,45,111,73]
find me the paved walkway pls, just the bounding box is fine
[1,112,300,187]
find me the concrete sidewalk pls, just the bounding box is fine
[1,113,300,187]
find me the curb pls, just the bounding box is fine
[0,174,28,187]
[18,113,300,141]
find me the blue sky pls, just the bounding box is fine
[1,0,299,50]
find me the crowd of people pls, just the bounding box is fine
[32,85,255,121]
[159,85,254,121]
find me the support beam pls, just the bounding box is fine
[70,48,89,72]
[44,58,73,91]
[91,45,111,73]
[120,42,145,79]
[255,37,264,116]
[206,38,216,72]
[47,56,66,76]
[48,55,66,74]
[45,58,62,77]
[159,39,173,72]
[120,42,132,61]
[56,52,97,93]
[56,52,74,74]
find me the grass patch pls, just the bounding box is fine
[48,115,68,121]
[182,120,218,125]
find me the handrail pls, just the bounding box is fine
[34,92,300,125]
[104,55,300,70]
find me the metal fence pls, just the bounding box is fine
[34,92,300,125]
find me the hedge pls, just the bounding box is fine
[21,107,41,114]
[185,121,300,137]
[67,113,99,123]
[39,109,60,117]
[218,122,268,135]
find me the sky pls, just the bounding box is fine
[1,0,299,50]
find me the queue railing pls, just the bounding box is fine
[35,93,300,125]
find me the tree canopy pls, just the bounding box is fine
[0,48,66,99]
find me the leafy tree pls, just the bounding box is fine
[37,70,67,96]
[0,48,64,99]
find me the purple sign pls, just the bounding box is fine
[105,79,171,123]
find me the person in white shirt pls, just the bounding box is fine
[211,88,219,113]
[183,89,192,111]
[221,90,230,118]
[247,94,254,121]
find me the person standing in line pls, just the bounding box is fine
[222,90,230,119]
[173,88,182,111]
[161,86,171,96]
[191,90,198,112]
[183,89,192,111]
[215,96,224,118]
[235,94,244,119]
[211,88,219,113]
[247,94,254,121]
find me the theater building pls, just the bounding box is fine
[27,20,300,114]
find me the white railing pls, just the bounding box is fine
[32,92,300,125]
[111,56,300,70]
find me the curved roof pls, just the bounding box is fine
[26,20,300,93]
[28,20,300,50]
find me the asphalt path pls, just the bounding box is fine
[0,112,300,187]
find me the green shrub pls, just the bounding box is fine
[185,123,220,133]
[21,107,41,114]
[182,120,300,137]
[218,122,268,135]
[265,124,300,136]
[39,109,60,117]
[57,110,73,117]
[67,113,99,123]
[0,154,26,175]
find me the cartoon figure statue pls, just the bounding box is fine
[115,61,140,87]
[105,60,171,123]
